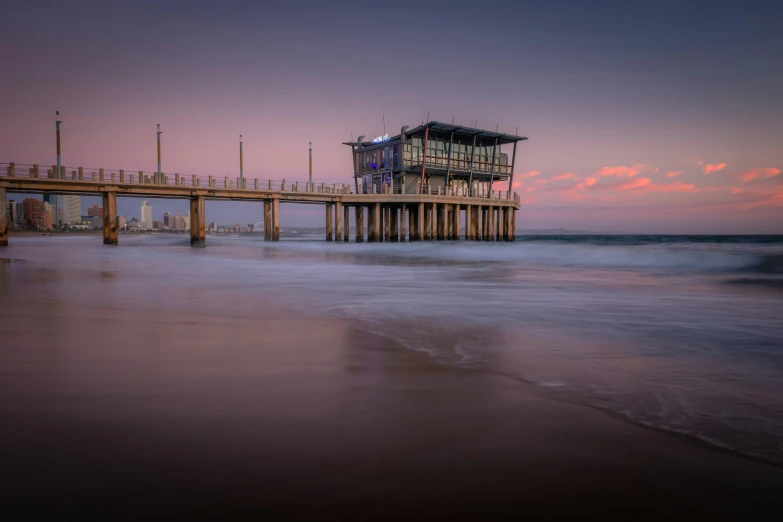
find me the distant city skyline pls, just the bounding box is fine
[1,1,781,233]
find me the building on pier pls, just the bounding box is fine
[344,121,527,195]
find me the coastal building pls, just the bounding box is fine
[43,202,53,228]
[117,216,127,230]
[87,204,103,218]
[7,199,18,226]
[163,212,172,229]
[344,121,526,195]
[174,214,186,231]
[140,201,152,230]
[61,195,81,224]
[23,198,45,230]
[43,194,59,224]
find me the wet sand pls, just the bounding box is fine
[1,299,783,521]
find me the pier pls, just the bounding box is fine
[0,162,519,246]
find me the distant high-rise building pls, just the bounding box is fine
[163,211,172,229]
[61,195,82,224]
[140,201,152,230]
[87,204,103,218]
[117,216,127,229]
[153,220,162,230]
[43,203,54,228]
[174,214,186,231]
[7,200,18,225]
[43,194,59,225]
[23,198,45,229]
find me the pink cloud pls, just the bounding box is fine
[702,163,727,174]
[646,182,696,193]
[741,167,780,184]
[551,172,576,181]
[667,171,683,178]
[512,181,523,188]
[595,164,652,177]
[616,178,651,190]
[519,170,541,179]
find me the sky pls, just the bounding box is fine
[1,0,781,233]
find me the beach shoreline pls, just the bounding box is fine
[2,291,783,520]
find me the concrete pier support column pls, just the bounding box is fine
[511,209,516,241]
[335,201,343,243]
[189,195,206,247]
[390,206,399,242]
[417,204,423,241]
[424,204,432,240]
[437,204,445,240]
[384,206,391,242]
[325,203,333,241]
[454,204,461,240]
[505,207,513,241]
[400,204,407,241]
[372,203,381,242]
[272,198,280,241]
[481,206,488,241]
[465,205,472,240]
[376,205,386,243]
[0,188,8,246]
[343,205,350,242]
[264,201,272,241]
[498,207,505,241]
[102,192,118,245]
[356,206,365,243]
[497,208,502,241]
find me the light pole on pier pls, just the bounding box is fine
[156,124,162,184]
[240,135,244,187]
[55,111,62,179]
[309,142,312,187]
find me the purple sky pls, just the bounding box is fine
[1,0,781,232]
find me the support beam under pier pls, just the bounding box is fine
[390,206,399,242]
[0,188,8,246]
[335,201,343,243]
[356,206,365,243]
[189,195,205,247]
[343,204,350,242]
[325,203,333,241]
[272,198,280,241]
[400,204,407,242]
[102,192,118,245]
[264,201,271,241]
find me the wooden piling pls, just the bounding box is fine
[189,195,206,246]
[264,201,271,241]
[326,203,333,241]
[102,192,118,245]
[356,206,365,243]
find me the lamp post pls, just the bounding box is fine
[156,124,162,184]
[239,135,244,187]
[55,111,62,179]
[309,142,312,188]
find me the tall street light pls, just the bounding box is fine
[240,135,244,187]
[55,111,62,179]
[156,124,162,184]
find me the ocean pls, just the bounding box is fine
[2,233,782,464]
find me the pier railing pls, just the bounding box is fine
[2,162,519,202]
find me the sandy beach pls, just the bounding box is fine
[2,295,783,520]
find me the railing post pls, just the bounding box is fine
[7,163,14,177]
[193,175,198,187]
[254,179,259,190]
[33,164,39,178]
[268,180,273,190]
[119,169,124,182]
[295,181,300,192]
[282,179,286,191]
[99,168,105,182]
[137,170,142,184]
